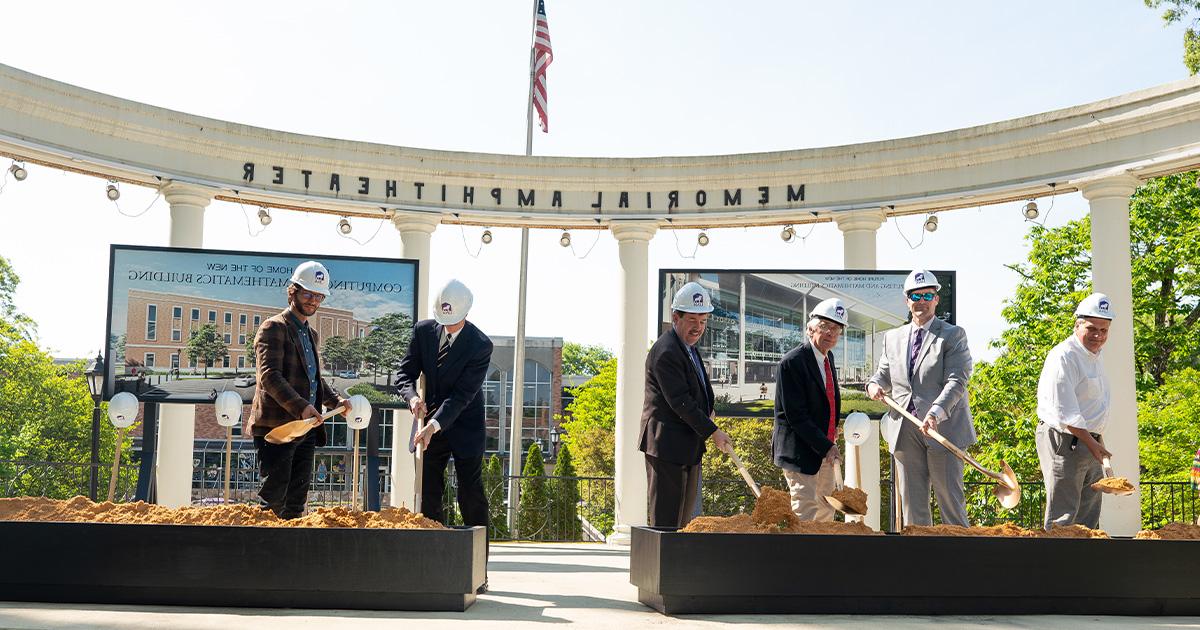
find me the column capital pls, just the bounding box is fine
[391,211,442,234]
[1078,173,1140,202]
[834,208,887,233]
[159,180,216,208]
[609,220,658,243]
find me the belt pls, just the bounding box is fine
[1039,422,1101,449]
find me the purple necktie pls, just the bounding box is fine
[908,327,924,379]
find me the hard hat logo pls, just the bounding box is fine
[314,271,325,283]
[441,302,453,314]
[692,293,704,306]
[1099,299,1110,312]
[835,306,846,318]
[915,272,925,283]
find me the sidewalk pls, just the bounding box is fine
[2,542,1198,629]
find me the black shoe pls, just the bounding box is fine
[475,580,488,595]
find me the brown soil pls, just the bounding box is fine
[1092,476,1135,493]
[829,487,869,515]
[680,486,880,535]
[1136,522,1200,540]
[902,522,1108,539]
[0,496,443,529]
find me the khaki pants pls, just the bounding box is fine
[782,459,836,522]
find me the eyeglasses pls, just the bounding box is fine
[299,290,325,303]
[908,292,937,302]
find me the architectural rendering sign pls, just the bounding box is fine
[104,245,418,405]
[657,269,956,387]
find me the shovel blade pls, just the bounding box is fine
[824,495,865,516]
[993,460,1021,509]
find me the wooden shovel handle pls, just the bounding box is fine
[883,395,1001,483]
[728,448,761,499]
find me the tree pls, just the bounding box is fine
[560,357,617,478]
[246,328,259,368]
[516,442,551,540]
[186,323,228,377]
[0,256,33,339]
[1137,367,1200,527]
[363,312,412,384]
[1145,0,1200,74]
[482,454,509,539]
[550,443,582,540]
[700,417,777,516]
[321,335,352,371]
[561,342,613,377]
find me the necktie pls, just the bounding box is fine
[437,333,452,368]
[908,326,924,378]
[823,356,837,442]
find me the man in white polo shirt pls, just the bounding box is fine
[1035,292,1114,529]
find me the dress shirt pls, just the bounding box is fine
[908,318,947,422]
[1037,334,1110,434]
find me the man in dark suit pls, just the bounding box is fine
[639,281,732,528]
[394,279,493,528]
[249,261,351,519]
[773,298,847,521]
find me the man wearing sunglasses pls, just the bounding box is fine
[249,260,351,519]
[867,269,975,527]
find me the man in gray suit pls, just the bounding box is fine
[867,269,975,526]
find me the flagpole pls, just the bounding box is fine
[508,0,541,537]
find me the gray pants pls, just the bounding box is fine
[894,419,968,526]
[1036,423,1103,529]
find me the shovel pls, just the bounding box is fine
[824,460,866,516]
[264,405,347,445]
[883,395,1021,509]
[726,447,761,499]
[1091,456,1135,496]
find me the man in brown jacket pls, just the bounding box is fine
[249,260,350,519]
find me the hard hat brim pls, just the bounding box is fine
[434,312,467,326]
[812,314,847,327]
[673,305,714,314]
[292,280,330,297]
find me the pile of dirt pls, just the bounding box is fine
[829,487,869,515]
[680,486,879,535]
[1136,522,1200,540]
[1092,476,1135,493]
[0,496,443,529]
[902,522,1108,539]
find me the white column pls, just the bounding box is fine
[158,181,215,508]
[1080,174,1141,537]
[391,212,441,320]
[608,221,658,545]
[835,208,886,531]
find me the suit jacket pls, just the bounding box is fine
[867,317,976,452]
[773,341,842,475]
[393,319,493,458]
[249,309,342,445]
[638,328,718,466]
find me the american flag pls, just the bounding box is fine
[532,0,553,132]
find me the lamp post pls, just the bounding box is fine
[84,352,105,501]
[549,426,562,461]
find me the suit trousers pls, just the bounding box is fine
[421,432,489,528]
[893,419,968,526]
[1036,423,1104,529]
[254,430,318,519]
[782,459,836,522]
[645,453,700,528]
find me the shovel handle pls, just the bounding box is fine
[727,448,761,499]
[1102,456,1115,479]
[833,459,844,492]
[883,395,1001,483]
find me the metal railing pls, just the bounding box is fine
[441,472,614,542]
[0,460,140,503]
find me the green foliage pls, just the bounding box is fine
[1145,0,1200,73]
[362,312,413,382]
[186,323,228,377]
[560,357,616,478]
[561,342,613,377]
[549,443,582,539]
[516,442,550,540]
[482,454,509,539]
[0,257,33,339]
[345,383,399,405]
[700,417,777,516]
[321,335,353,371]
[1139,368,1200,527]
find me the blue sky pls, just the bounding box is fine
[0,1,1191,360]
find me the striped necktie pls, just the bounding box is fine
[438,333,452,368]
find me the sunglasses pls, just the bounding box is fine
[908,292,937,302]
[299,290,325,303]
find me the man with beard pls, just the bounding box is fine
[639,281,733,528]
[249,261,351,519]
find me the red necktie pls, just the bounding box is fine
[824,356,836,442]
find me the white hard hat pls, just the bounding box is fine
[345,394,373,430]
[903,269,941,293]
[290,261,331,297]
[214,391,243,428]
[843,412,871,447]
[434,279,474,325]
[810,298,848,327]
[671,281,714,314]
[1075,292,1114,320]
[107,392,139,429]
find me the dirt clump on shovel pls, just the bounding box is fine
[681,486,879,535]
[1136,522,1200,540]
[1092,476,1135,493]
[0,496,443,529]
[829,487,869,515]
[903,522,1108,538]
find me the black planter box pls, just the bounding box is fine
[0,521,486,611]
[630,526,1200,615]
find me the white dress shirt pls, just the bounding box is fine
[810,342,829,386]
[1037,334,1110,434]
